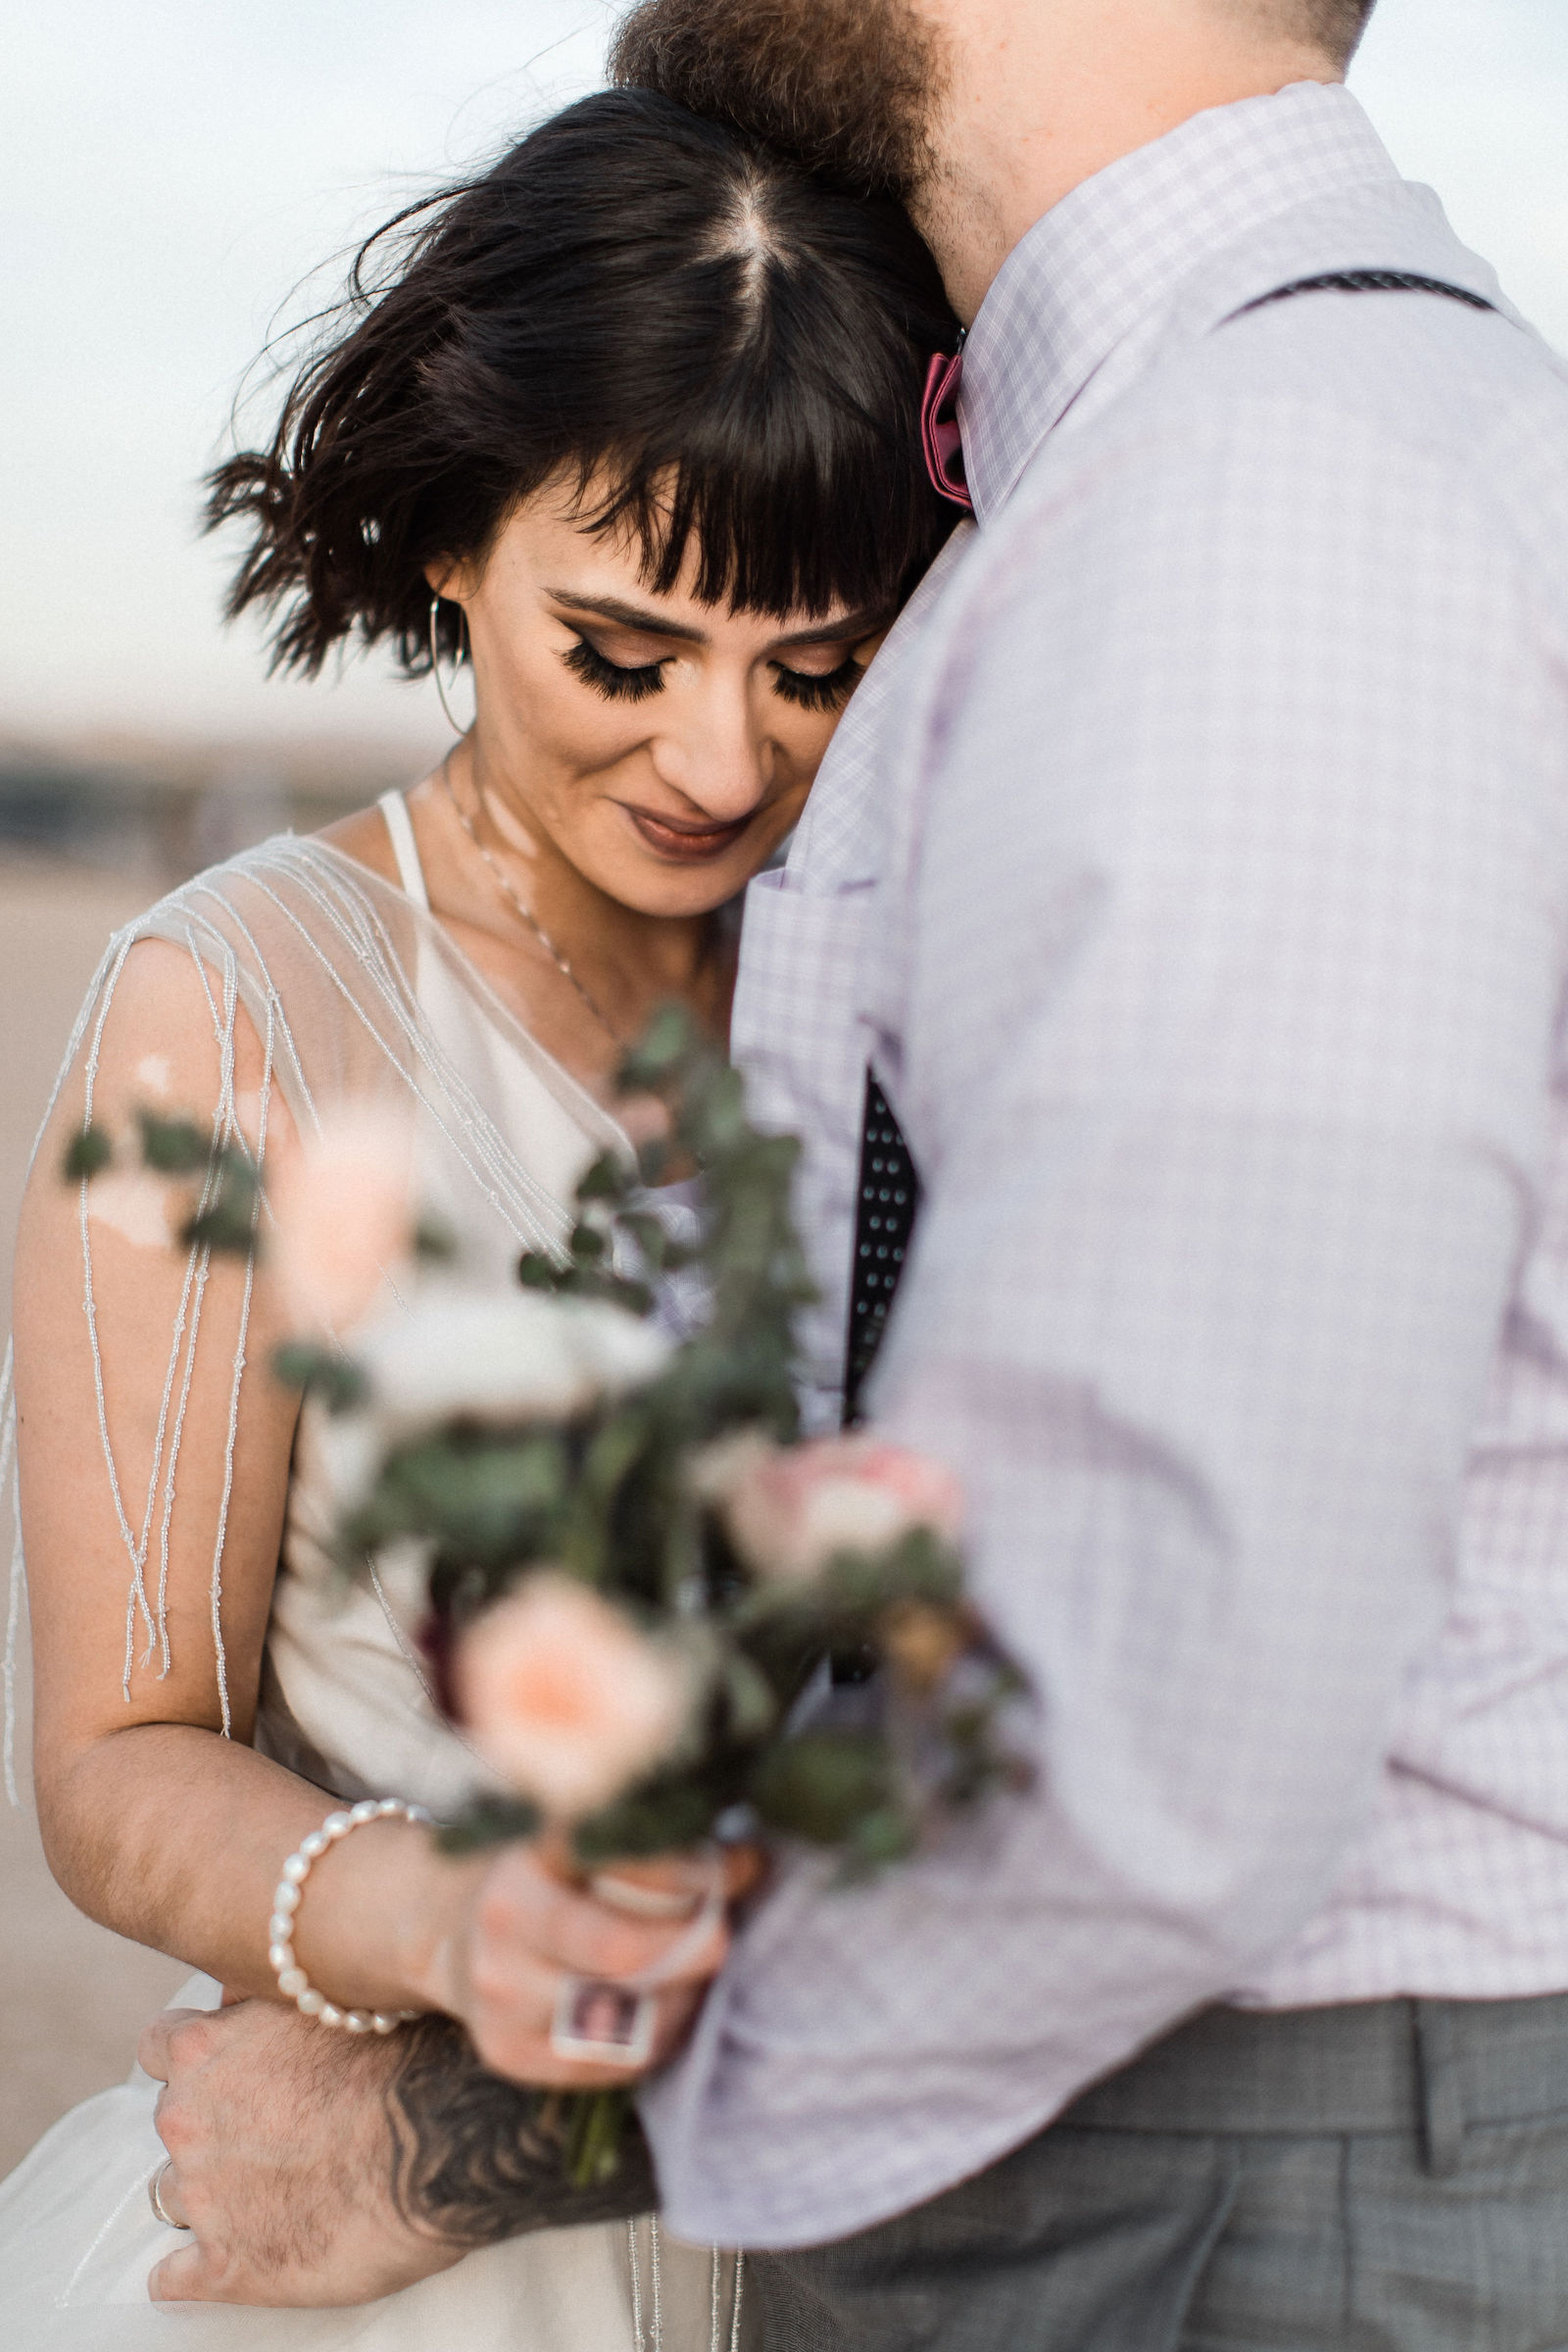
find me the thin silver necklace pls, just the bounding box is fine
[439,753,626,1049]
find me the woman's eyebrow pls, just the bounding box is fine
[545,591,709,645]
[771,605,891,649]
[545,592,893,650]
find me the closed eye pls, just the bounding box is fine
[769,655,863,713]
[563,633,670,704]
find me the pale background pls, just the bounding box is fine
[3,0,1567,2172]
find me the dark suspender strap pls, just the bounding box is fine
[842,1071,921,1427]
[1229,270,1498,322]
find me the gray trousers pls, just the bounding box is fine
[743,1990,1568,2350]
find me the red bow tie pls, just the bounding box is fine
[921,348,973,513]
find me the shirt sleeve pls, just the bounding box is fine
[643,389,1568,2245]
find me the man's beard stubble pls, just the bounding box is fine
[609,0,945,203]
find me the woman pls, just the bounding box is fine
[0,85,958,2349]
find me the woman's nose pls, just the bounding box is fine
[649,679,773,816]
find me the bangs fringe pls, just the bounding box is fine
[580,415,930,619]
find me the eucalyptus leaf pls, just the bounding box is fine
[62,1124,114,1181]
[576,1152,628,1203]
[137,1110,214,1174]
[414,1214,459,1263]
[571,1775,722,1864]
[750,1731,899,1847]
[718,1649,780,1742]
[271,1342,368,1413]
[181,1166,260,1256]
[367,1431,570,1567]
[516,1250,564,1292]
[435,1795,542,1854]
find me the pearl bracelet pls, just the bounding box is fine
[269,1796,432,2035]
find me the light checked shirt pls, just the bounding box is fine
[644,81,1568,2247]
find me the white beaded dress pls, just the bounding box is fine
[0,798,738,2350]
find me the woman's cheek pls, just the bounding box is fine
[521,662,645,772]
[783,706,842,785]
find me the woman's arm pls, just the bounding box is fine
[17,938,728,2054]
[17,936,463,2009]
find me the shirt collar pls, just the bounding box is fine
[958,81,1402,520]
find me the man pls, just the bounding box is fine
[146,2,1568,2341]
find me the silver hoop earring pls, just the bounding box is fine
[429,594,470,736]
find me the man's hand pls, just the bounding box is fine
[137,1840,753,2304]
[140,1993,661,2307]
[140,2000,466,2306]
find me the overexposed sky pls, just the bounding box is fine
[4,0,1567,754]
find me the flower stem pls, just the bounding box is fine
[566,2087,631,2187]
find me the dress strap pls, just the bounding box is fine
[377,789,431,912]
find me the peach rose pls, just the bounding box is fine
[720,1434,964,1584]
[270,1103,416,1337]
[455,1573,691,1821]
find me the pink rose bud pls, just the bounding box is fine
[270,1102,416,1337]
[723,1434,964,1584]
[455,1574,692,1821]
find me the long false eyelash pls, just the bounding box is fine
[563,634,668,704]
[564,630,862,715]
[770,657,862,713]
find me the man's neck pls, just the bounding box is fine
[911,2,1343,323]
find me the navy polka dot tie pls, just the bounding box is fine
[843,1071,921,1427]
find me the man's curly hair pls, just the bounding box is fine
[610,0,943,201]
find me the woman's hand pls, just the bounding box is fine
[418,1838,760,2087]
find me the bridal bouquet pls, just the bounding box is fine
[71,1011,1026,2180]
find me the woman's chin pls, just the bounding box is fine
[601,859,759,919]
[581,832,778,919]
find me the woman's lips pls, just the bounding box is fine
[619,805,752,862]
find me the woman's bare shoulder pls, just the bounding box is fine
[24,928,295,1196]
[317,795,405,885]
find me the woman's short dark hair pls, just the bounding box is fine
[207,87,960,677]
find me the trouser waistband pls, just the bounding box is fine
[1059,1989,1568,2174]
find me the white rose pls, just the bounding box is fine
[354,1289,670,1436]
[570,1298,678,1396]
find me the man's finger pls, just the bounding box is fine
[149,2243,218,2303]
[137,2007,213,2084]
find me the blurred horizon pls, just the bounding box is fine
[3,0,1567,785]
